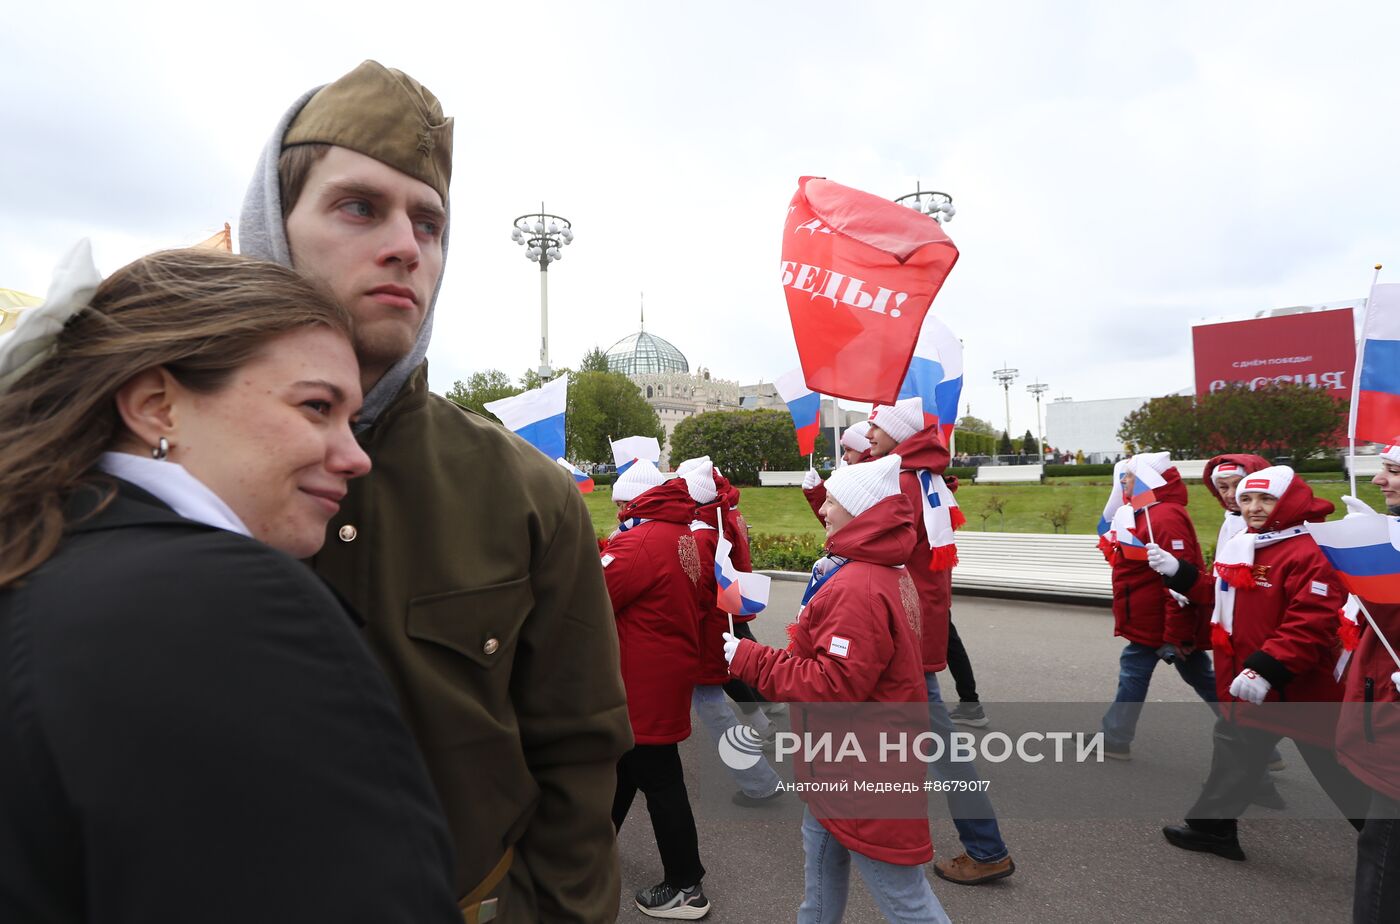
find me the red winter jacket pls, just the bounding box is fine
[882,426,956,672]
[690,501,730,686]
[602,481,704,744]
[729,493,932,866]
[1336,599,1400,801]
[1110,468,1211,649]
[1214,480,1346,747]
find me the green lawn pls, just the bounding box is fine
[583,475,1390,544]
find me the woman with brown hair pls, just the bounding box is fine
[0,244,460,922]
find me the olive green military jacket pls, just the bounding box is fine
[312,365,633,923]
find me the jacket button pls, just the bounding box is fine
[338,524,357,542]
[483,638,500,655]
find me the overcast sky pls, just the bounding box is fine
[3,1,1398,438]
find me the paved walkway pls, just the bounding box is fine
[615,588,1357,922]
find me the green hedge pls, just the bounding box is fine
[749,533,825,572]
[592,472,619,486]
[1044,463,1115,477]
[946,466,975,482]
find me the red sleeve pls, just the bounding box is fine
[1153,507,1207,645]
[730,578,892,702]
[803,483,827,523]
[601,529,650,614]
[1257,549,1347,681]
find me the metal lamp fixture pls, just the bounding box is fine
[893,181,956,224]
[511,203,574,378]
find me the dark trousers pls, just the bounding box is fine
[723,621,770,708]
[1186,722,1369,834]
[1355,791,1400,924]
[613,744,705,889]
[946,619,979,703]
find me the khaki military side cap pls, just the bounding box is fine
[284,60,453,201]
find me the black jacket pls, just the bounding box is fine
[0,480,460,922]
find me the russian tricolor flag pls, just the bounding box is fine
[611,435,661,475]
[1126,462,1165,510]
[896,314,963,445]
[1305,515,1400,604]
[1110,504,1149,560]
[556,458,595,493]
[715,523,770,616]
[483,375,567,461]
[1352,282,1400,445]
[776,368,822,456]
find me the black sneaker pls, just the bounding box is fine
[948,702,989,728]
[1162,823,1245,861]
[635,881,711,919]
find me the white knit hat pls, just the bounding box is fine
[868,397,924,444]
[676,456,718,505]
[1211,461,1245,482]
[1382,445,1400,465]
[840,420,872,453]
[1236,465,1295,501]
[825,454,903,519]
[612,458,665,503]
[1129,451,1172,476]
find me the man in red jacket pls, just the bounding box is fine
[724,454,953,924]
[602,470,712,918]
[1163,466,1369,861]
[867,398,1015,886]
[1099,452,1216,760]
[675,456,782,808]
[1335,444,1400,921]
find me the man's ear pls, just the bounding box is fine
[113,367,180,451]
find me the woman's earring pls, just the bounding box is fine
[152,436,170,461]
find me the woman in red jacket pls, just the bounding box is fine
[1336,443,1400,923]
[1163,466,1369,862]
[1099,452,1216,760]
[602,468,712,918]
[724,454,953,924]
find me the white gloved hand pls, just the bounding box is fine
[1145,542,1180,578]
[1342,495,1379,519]
[1392,670,1400,694]
[1229,668,1272,705]
[722,632,740,665]
[802,468,822,490]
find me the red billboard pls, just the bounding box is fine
[1192,308,1356,399]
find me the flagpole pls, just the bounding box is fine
[1143,504,1155,545]
[832,397,841,467]
[1355,596,1400,673]
[1349,264,1383,497]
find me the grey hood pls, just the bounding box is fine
[238,86,449,432]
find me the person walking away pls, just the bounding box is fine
[603,464,712,919]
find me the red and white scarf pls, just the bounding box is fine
[1210,524,1308,652]
[916,469,964,570]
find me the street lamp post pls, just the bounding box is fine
[510,203,574,379]
[893,181,957,224]
[1027,381,1049,461]
[992,363,1019,456]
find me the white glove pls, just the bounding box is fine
[1392,670,1400,694]
[802,468,822,490]
[1342,495,1379,519]
[1229,668,1272,705]
[1146,542,1180,578]
[722,632,740,665]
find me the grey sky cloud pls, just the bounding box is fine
[3,0,1398,442]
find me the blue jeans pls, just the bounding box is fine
[692,685,781,798]
[925,673,1009,862]
[1101,642,1218,748]
[799,808,951,924]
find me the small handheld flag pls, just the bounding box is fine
[1352,282,1400,446]
[1126,460,1166,510]
[611,435,661,475]
[715,519,770,616]
[1110,505,1149,561]
[483,376,567,461]
[775,368,822,455]
[896,314,963,446]
[1304,515,1400,604]
[556,458,595,493]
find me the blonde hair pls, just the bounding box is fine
[0,248,351,586]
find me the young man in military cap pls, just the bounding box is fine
[240,61,633,924]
